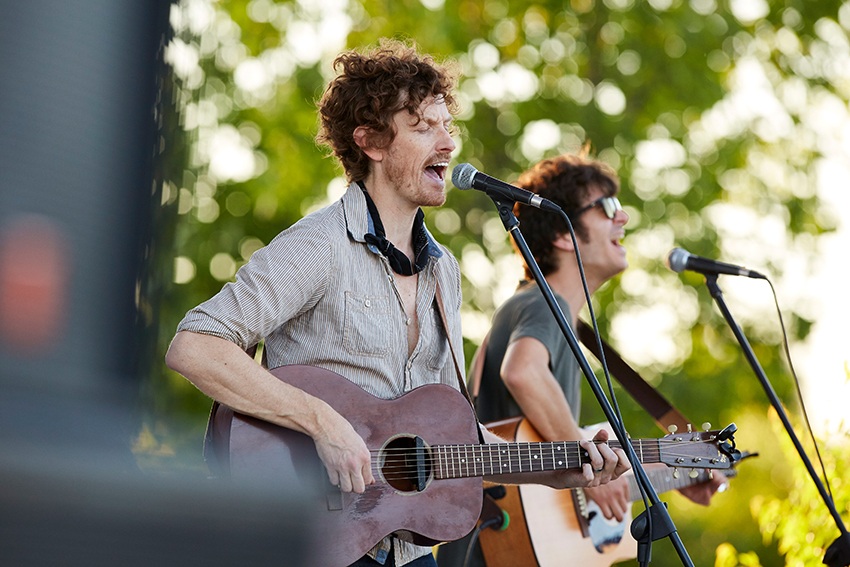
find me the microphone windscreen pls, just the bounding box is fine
[451,163,477,190]
[666,247,690,273]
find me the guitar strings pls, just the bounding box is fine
[365,438,719,460]
[366,438,719,456]
[363,438,725,480]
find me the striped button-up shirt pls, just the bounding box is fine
[177,182,465,565]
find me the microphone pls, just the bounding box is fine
[451,163,561,212]
[666,247,766,279]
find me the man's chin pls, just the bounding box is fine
[420,190,446,208]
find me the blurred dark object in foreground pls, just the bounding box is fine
[0,2,314,564]
[0,448,316,566]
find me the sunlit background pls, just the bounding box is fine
[164,0,850,434]
[146,0,850,564]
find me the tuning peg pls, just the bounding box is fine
[686,424,692,433]
[689,469,699,479]
[702,422,712,432]
[672,468,680,479]
[667,425,678,433]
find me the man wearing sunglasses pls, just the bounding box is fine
[438,152,724,567]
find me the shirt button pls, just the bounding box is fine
[365,299,371,308]
[405,317,411,325]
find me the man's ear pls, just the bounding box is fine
[353,126,383,162]
[552,232,575,252]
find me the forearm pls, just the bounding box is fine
[167,331,375,493]
[501,339,584,442]
[165,331,329,438]
[511,379,584,441]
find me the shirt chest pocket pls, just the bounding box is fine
[424,307,449,371]
[343,292,394,357]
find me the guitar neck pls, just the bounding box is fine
[625,467,736,502]
[433,439,659,480]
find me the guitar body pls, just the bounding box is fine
[479,418,636,567]
[217,366,736,567]
[226,365,483,567]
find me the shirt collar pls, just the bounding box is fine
[341,181,443,261]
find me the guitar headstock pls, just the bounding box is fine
[658,423,742,472]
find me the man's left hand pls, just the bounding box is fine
[678,472,728,505]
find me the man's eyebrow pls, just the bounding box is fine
[425,114,449,125]
[423,110,452,126]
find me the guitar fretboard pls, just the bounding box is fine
[626,467,737,501]
[433,440,661,480]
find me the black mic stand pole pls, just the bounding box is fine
[490,197,693,567]
[703,274,850,567]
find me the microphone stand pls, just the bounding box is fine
[489,197,693,567]
[703,274,850,567]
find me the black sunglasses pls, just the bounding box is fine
[571,196,623,220]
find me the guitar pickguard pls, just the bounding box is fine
[584,500,628,553]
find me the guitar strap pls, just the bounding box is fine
[464,319,691,432]
[466,331,489,401]
[575,320,690,432]
[434,279,487,444]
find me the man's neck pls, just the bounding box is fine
[362,177,418,255]
[545,264,604,327]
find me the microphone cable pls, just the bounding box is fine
[554,208,656,565]
[762,277,835,502]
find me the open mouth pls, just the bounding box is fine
[611,234,626,250]
[424,161,449,182]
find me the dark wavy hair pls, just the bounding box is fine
[316,39,459,182]
[514,152,620,278]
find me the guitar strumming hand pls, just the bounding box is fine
[311,402,376,494]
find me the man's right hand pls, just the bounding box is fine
[312,406,375,493]
[166,332,376,494]
[583,475,631,521]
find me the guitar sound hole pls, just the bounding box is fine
[381,435,432,492]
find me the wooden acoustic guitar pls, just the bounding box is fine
[479,417,740,567]
[220,365,741,567]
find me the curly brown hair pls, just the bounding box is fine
[514,153,620,278]
[316,39,459,182]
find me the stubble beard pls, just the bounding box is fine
[384,151,446,208]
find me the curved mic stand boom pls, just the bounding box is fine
[702,274,850,567]
[488,196,694,567]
